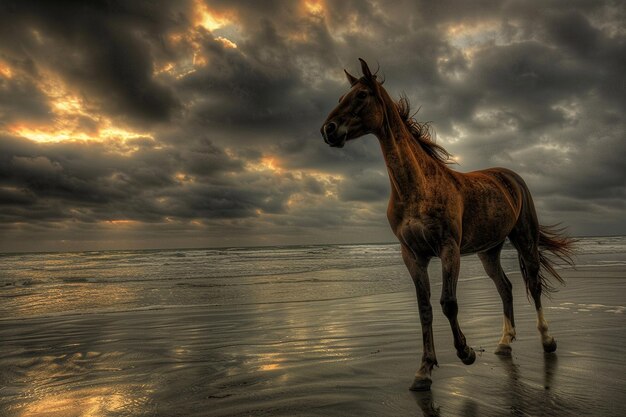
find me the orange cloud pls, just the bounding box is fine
[195,0,232,32]
[0,60,13,78]
[304,0,325,15]
[247,157,284,174]
[4,69,153,146]
[216,36,238,49]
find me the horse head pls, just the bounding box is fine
[321,58,385,148]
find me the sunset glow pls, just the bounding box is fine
[260,157,281,173]
[175,172,195,183]
[216,36,238,49]
[304,0,324,15]
[196,1,231,32]
[247,157,284,174]
[10,124,152,144]
[0,61,13,78]
[3,66,152,145]
[107,220,138,225]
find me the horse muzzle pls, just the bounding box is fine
[321,121,347,148]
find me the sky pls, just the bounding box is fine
[0,0,624,252]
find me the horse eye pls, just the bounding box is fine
[357,91,368,99]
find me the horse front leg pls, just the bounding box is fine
[440,242,476,365]
[401,245,437,391]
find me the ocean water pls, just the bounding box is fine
[1,236,625,416]
[1,236,624,320]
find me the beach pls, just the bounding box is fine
[1,238,625,416]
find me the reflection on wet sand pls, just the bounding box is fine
[255,352,285,372]
[409,352,564,416]
[21,384,153,417]
[412,391,440,417]
[5,347,154,417]
[242,302,359,377]
[493,352,571,417]
[497,354,523,415]
[543,352,558,389]
[1,264,625,416]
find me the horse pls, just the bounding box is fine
[320,58,574,391]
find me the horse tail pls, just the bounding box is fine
[536,224,576,292]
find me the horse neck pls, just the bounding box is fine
[375,95,444,201]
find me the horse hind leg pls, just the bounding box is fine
[510,232,558,353]
[519,252,557,352]
[477,243,516,356]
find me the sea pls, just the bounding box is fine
[1,236,624,320]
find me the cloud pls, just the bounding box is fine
[0,0,624,251]
[0,1,186,126]
[0,75,52,124]
[339,169,389,203]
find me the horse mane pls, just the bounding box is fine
[395,94,453,165]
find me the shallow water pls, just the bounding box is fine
[1,237,625,416]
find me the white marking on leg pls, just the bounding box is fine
[537,308,552,344]
[498,316,516,346]
[415,369,428,379]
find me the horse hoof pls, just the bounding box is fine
[409,376,432,391]
[543,337,557,353]
[458,347,476,365]
[495,344,512,356]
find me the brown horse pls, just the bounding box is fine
[321,59,574,391]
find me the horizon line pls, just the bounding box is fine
[1,234,624,256]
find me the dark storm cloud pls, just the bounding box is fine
[0,0,189,125]
[0,134,250,222]
[338,169,389,203]
[176,14,338,139]
[0,0,624,251]
[0,130,324,229]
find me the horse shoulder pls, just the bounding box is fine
[390,197,463,256]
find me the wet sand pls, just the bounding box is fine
[1,265,625,416]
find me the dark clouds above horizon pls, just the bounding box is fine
[0,0,624,252]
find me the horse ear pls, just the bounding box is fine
[344,69,358,86]
[359,58,373,80]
